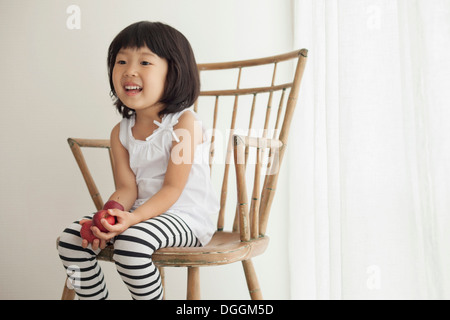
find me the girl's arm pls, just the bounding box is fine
[85,123,138,249]
[107,123,138,211]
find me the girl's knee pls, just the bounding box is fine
[58,224,83,264]
[57,220,97,260]
[58,222,82,251]
[58,214,95,254]
[113,228,155,266]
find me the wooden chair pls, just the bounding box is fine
[58,49,308,300]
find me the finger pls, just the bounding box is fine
[79,219,90,226]
[101,217,121,232]
[99,239,107,250]
[91,225,116,241]
[106,208,123,218]
[101,221,123,234]
[91,225,107,239]
[92,238,100,251]
[100,218,114,231]
[81,239,88,249]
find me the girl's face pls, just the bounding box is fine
[112,46,168,116]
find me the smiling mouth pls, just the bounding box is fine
[124,85,143,95]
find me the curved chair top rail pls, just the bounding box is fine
[197,49,308,97]
[198,49,308,71]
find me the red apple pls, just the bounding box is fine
[93,209,116,233]
[103,200,124,211]
[80,220,98,243]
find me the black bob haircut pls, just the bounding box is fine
[107,21,200,118]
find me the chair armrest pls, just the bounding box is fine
[232,134,284,241]
[233,135,283,151]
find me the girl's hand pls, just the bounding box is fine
[90,209,135,247]
[79,219,103,250]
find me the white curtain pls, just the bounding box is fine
[289,0,450,299]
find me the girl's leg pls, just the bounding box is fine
[57,214,109,300]
[113,213,200,300]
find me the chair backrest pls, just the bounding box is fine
[194,49,307,237]
[68,49,308,238]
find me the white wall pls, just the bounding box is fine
[0,0,294,299]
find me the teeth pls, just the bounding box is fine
[125,86,142,90]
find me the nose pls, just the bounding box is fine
[124,64,138,77]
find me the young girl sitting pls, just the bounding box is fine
[58,21,219,300]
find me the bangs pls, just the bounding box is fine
[108,21,167,60]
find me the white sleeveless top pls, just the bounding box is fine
[119,109,219,246]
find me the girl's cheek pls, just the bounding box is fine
[112,72,121,93]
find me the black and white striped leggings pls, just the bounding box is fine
[58,212,200,300]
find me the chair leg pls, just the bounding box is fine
[61,278,76,300]
[242,259,263,300]
[159,266,166,300]
[186,267,200,300]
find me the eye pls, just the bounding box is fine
[141,61,152,66]
[116,60,126,65]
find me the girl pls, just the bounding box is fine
[58,21,219,300]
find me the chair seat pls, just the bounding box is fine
[154,232,269,267]
[57,232,269,268]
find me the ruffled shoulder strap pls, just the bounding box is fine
[152,109,196,143]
